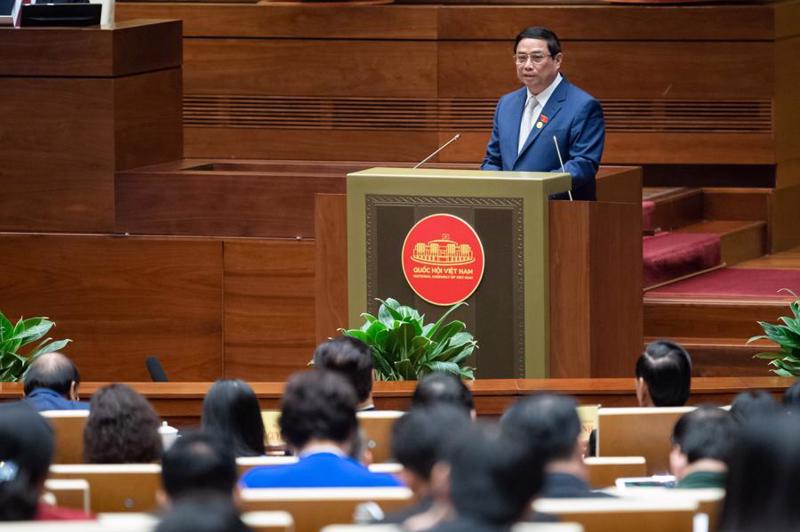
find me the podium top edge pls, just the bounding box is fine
[348,167,570,181]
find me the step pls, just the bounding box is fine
[702,188,771,223]
[643,336,780,377]
[642,187,703,232]
[675,220,766,266]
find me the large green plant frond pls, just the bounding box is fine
[752,295,800,377]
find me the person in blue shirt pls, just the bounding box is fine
[23,352,89,411]
[240,370,401,488]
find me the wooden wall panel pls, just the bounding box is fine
[223,240,317,380]
[0,235,223,382]
[774,35,800,170]
[314,194,348,344]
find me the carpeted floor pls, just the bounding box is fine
[646,267,800,299]
[643,232,721,287]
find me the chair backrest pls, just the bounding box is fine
[596,407,695,474]
[43,478,90,513]
[242,511,295,532]
[584,457,647,489]
[603,488,725,532]
[534,497,698,532]
[357,411,404,463]
[241,487,413,531]
[49,464,162,513]
[320,524,584,532]
[237,456,298,477]
[40,410,90,464]
[0,521,150,532]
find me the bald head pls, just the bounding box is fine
[24,352,81,399]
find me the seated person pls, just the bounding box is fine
[23,352,89,411]
[84,383,162,463]
[383,405,471,525]
[0,402,93,521]
[202,379,266,457]
[312,336,375,411]
[240,370,401,488]
[782,379,800,412]
[411,372,476,419]
[160,431,239,507]
[729,390,781,424]
[670,406,735,489]
[501,393,611,498]
[635,340,692,407]
[156,496,251,532]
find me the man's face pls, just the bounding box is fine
[515,38,562,95]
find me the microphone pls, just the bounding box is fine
[552,136,573,201]
[145,356,169,382]
[413,134,461,169]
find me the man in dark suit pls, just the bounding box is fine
[482,27,605,201]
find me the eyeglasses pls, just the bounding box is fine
[514,53,551,65]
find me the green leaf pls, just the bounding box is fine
[431,320,466,344]
[0,312,13,343]
[29,338,71,360]
[425,302,467,339]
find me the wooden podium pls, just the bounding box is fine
[315,168,642,379]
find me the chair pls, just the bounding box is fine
[584,456,647,489]
[237,456,298,477]
[320,524,584,532]
[49,464,161,513]
[43,478,90,512]
[242,511,295,532]
[534,497,698,532]
[40,410,90,464]
[596,407,695,474]
[357,410,404,463]
[604,487,725,532]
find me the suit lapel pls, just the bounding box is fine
[505,88,527,168]
[515,78,569,164]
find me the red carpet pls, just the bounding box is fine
[647,268,800,299]
[643,232,721,287]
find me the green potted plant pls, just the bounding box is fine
[749,291,800,376]
[341,298,477,381]
[0,311,71,381]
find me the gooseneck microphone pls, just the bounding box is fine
[145,356,169,382]
[413,134,461,169]
[553,135,574,201]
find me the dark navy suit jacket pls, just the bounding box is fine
[481,78,605,201]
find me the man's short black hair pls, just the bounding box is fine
[312,336,373,404]
[279,370,358,450]
[500,393,580,462]
[23,352,80,398]
[730,390,781,424]
[390,405,471,481]
[672,406,735,464]
[161,431,238,502]
[636,340,692,406]
[411,372,474,414]
[783,379,800,411]
[514,26,562,57]
[155,496,251,532]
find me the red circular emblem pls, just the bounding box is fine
[401,214,485,306]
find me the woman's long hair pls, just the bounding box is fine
[202,380,266,457]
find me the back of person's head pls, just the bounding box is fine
[156,496,252,532]
[719,414,800,532]
[672,406,735,464]
[783,379,800,412]
[0,402,54,520]
[279,370,358,451]
[391,405,471,490]
[500,393,581,463]
[447,423,544,526]
[730,390,781,424]
[84,383,162,463]
[411,372,474,415]
[312,336,374,404]
[202,379,266,457]
[635,340,692,406]
[23,352,80,398]
[514,26,562,56]
[161,431,237,503]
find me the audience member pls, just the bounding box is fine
[156,496,252,532]
[670,406,735,489]
[718,414,800,532]
[202,379,266,457]
[312,336,375,410]
[411,372,476,418]
[729,390,781,424]
[160,431,238,506]
[782,379,800,412]
[83,383,162,463]
[240,370,400,488]
[23,352,89,411]
[501,393,609,498]
[635,340,692,407]
[384,405,471,525]
[0,402,92,520]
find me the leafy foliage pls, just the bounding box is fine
[749,290,800,377]
[341,298,477,381]
[0,311,71,382]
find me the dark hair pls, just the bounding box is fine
[635,340,692,406]
[156,496,252,532]
[391,405,471,482]
[719,414,800,532]
[23,352,80,398]
[783,380,800,411]
[672,406,735,464]
[500,393,580,462]
[411,372,474,414]
[84,383,162,463]
[312,336,374,404]
[279,370,358,450]
[514,26,562,56]
[0,402,54,520]
[730,390,781,424]
[447,423,543,525]
[202,379,266,457]
[161,431,238,502]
